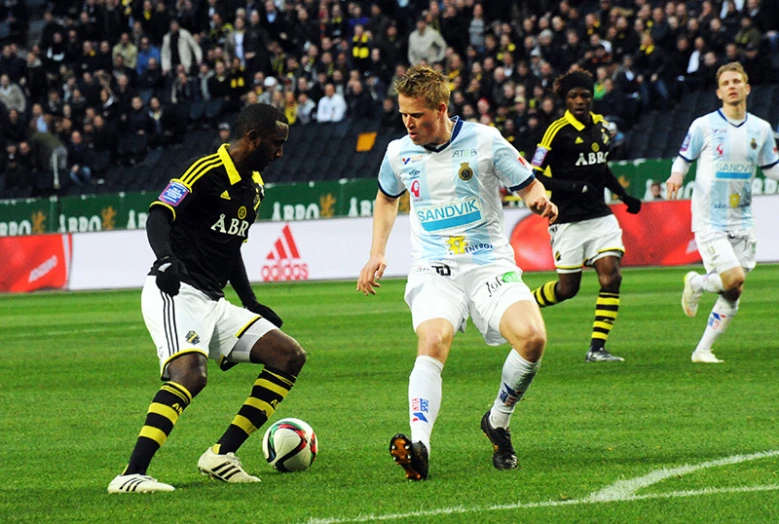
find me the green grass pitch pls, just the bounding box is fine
[2,265,779,523]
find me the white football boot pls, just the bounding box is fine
[197,447,261,483]
[107,474,175,493]
[682,271,703,317]
[691,350,724,363]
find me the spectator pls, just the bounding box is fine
[92,114,119,159]
[0,45,25,84]
[211,122,231,150]
[634,33,670,110]
[3,108,26,143]
[296,91,316,125]
[408,16,447,66]
[2,144,31,194]
[171,69,196,105]
[345,79,373,119]
[23,52,48,105]
[351,24,373,74]
[43,32,66,74]
[649,181,664,200]
[743,43,772,85]
[244,10,271,75]
[113,33,138,71]
[282,91,298,125]
[0,73,26,113]
[161,19,203,76]
[316,82,347,123]
[95,41,115,74]
[136,37,161,76]
[67,130,93,186]
[468,3,486,53]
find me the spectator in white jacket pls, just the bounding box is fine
[316,83,347,123]
[408,17,447,66]
[161,19,203,76]
[0,73,26,113]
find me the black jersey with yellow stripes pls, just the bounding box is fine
[150,143,265,299]
[531,110,614,224]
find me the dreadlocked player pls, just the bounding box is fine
[529,71,643,362]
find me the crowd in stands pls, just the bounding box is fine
[1,0,778,198]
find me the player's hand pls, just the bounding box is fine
[528,196,558,224]
[245,300,283,328]
[155,256,187,296]
[357,254,387,296]
[666,172,684,200]
[621,194,642,214]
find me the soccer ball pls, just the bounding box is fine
[262,418,317,472]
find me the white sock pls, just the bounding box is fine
[693,272,724,293]
[695,296,738,353]
[408,356,443,453]
[489,350,541,429]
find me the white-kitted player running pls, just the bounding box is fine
[666,62,779,363]
[356,65,558,480]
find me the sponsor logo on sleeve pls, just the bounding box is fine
[158,181,189,206]
[531,147,548,166]
[680,133,691,152]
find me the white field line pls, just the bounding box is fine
[305,450,779,524]
[2,325,145,339]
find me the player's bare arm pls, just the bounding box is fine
[357,190,400,295]
[517,179,558,224]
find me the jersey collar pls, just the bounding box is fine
[717,108,748,128]
[423,116,463,152]
[218,143,243,185]
[564,110,588,131]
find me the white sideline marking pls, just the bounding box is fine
[305,450,779,524]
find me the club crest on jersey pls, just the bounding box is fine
[158,181,189,206]
[458,162,473,180]
[237,206,247,219]
[185,330,200,344]
[591,143,600,152]
[751,138,757,150]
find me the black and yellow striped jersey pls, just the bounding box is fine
[150,143,265,299]
[530,110,620,224]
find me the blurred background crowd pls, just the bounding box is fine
[0,0,778,197]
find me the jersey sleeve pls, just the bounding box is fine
[678,119,705,162]
[758,128,779,169]
[377,148,405,197]
[150,156,214,219]
[492,131,535,192]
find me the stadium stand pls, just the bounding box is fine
[1,1,778,200]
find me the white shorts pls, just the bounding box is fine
[548,215,624,273]
[141,276,277,379]
[404,260,535,346]
[695,229,756,274]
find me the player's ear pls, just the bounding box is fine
[247,129,261,148]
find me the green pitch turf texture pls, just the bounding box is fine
[2,265,779,523]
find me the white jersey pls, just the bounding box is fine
[378,117,535,266]
[678,109,779,232]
